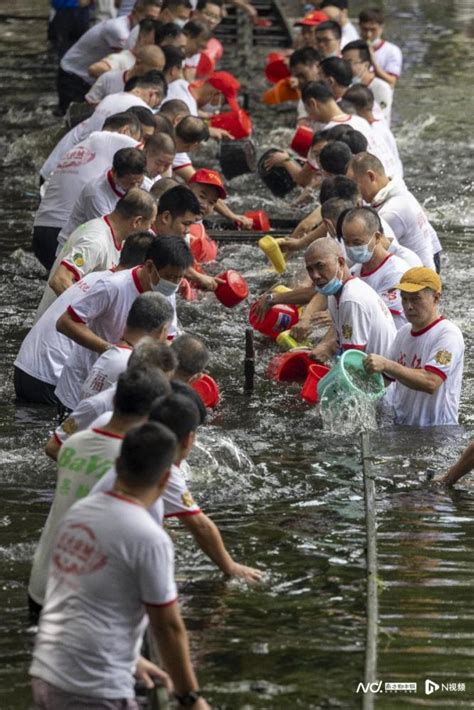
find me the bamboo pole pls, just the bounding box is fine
[361,431,378,710]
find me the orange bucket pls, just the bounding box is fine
[301,363,330,404]
[192,374,220,408]
[262,78,300,106]
[210,109,252,139]
[267,351,313,382]
[290,126,314,158]
[244,210,271,231]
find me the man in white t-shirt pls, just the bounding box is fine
[341,207,409,329]
[301,80,386,164]
[54,236,193,411]
[306,237,396,362]
[57,0,161,112]
[342,39,393,124]
[33,114,141,270]
[57,147,147,251]
[319,0,359,48]
[365,268,464,426]
[30,421,210,709]
[347,152,441,271]
[41,72,165,181]
[80,293,173,401]
[359,7,403,88]
[93,389,264,584]
[88,17,158,78]
[141,132,177,191]
[344,83,402,177]
[85,44,165,105]
[36,188,156,320]
[46,336,177,460]
[28,366,171,617]
[288,47,323,127]
[14,233,155,406]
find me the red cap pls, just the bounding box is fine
[294,10,329,26]
[189,168,227,199]
[207,71,240,111]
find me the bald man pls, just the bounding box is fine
[305,237,397,362]
[85,45,166,105]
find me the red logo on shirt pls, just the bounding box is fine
[53,522,107,575]
[57,148,96,170]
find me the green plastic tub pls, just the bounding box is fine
[317,349,385,404]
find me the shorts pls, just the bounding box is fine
[31,677,139,709]
[57,66,91,114]
[32,226,61,271]
[14,366,59,407]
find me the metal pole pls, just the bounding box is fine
[244,326,255,394]
[361,431,378,710]
[146,628,170,710]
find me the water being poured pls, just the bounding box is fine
[319,386,378,436]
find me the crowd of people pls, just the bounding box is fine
[14,0,471,707]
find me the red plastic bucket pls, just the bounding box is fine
[215,269,249,307]
[192,374,220,408]
[249,301,299,339]
[267,351,313,382]
[264,52,291,84]
[301,363,330,404]
[195,52,215,79]
[188,223,218,264]
[179,278,198,301]
[210,109,252,139]
[290,126,314,157]
[244,210,270,231]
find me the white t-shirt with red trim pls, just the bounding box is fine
[328,276,397,355]
[91,463,201,527]
[341,22,359,48]
[372,39,403,79]
[323,113,391,171]
[54,267,144,410]
[101,49,136,73]
[367,76,393,125]
[85,70,128,105]
[30,490,177,698]
[350,253,409,330]
[35,132,139,229]
[41,93,148,180]
[35,216,122,321]
[60,15,132,84]
[173,151,193,173]
[372,177,440,268]
[16,270,113,386]
[80,344,133,401]
[386,234,422,268]
[54,386,117,447]
[57,171,127,252]
[28,427,123,606]
[163,79,198,116]
[387,316,464,426]
[370,118,403,177]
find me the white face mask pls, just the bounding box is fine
[174,18,187,28]
[153,277,179,296]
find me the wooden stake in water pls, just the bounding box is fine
[361,431,378,710]
[244,327,255,394]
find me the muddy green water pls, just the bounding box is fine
[0,1,473,708]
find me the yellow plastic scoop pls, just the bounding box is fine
[259,235,286,274]
[276,330,311,351]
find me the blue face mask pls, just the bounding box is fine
[315,265,343,296]
[345,237,375,264]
